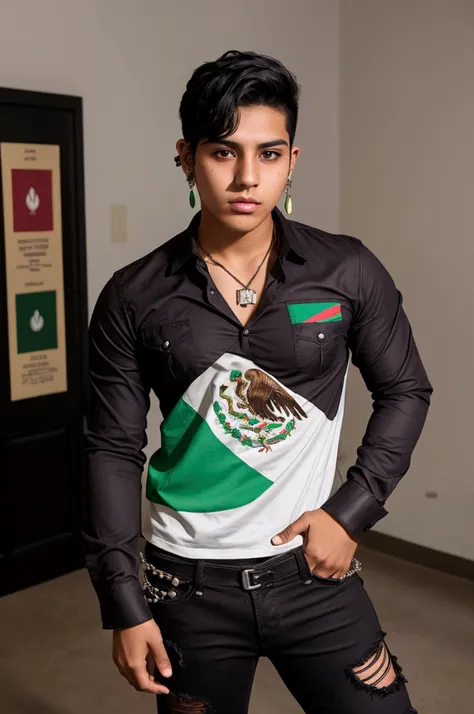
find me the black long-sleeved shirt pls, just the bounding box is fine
[83,207,432,629]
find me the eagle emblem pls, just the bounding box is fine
[213,369,307,453]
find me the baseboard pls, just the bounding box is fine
[360,530,474,582]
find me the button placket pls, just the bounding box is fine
[241,326,250,352]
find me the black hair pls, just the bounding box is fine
[178,50,300,157]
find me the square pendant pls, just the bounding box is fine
[237,288,257,306]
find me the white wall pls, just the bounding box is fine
[339,0,474,560]
[0,0,340,460]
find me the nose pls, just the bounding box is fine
[235,155,259,190]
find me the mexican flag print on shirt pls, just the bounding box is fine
[143,353,348,559]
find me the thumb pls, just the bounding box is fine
[272,512,309,546]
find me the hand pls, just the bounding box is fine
[272,508,358,578]
[113,619,172,695]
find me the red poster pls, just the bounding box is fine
[11,168,53,232]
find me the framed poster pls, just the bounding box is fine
[0,88,88,594]
[1,142,68,401]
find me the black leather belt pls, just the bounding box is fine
[143,541,313,591]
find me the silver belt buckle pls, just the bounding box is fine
[242,568,262,591]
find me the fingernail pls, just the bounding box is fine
[163,669,172,677]
[272,536,283,545]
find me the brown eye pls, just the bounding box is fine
[261,151,280,161]
[214,150,234,159]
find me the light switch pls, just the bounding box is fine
[111,204,128,243]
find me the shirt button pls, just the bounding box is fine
[162,340,170,349]
[210,289,215,295]
[318,333,325,339]
[243,329,249,336]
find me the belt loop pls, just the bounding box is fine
[195,559,204,597]
[295,546,313,585]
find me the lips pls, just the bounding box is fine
[229,198,260,213]
[230,198,259,204]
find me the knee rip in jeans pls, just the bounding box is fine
[346,630,408,698]
[167,691,214,713]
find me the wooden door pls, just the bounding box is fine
[0,88,88,595]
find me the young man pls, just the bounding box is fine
[83,50,431,713]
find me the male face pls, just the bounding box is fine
[177,105,299,234]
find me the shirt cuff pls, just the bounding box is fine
[99,578,153,630]
[321,480,388,539]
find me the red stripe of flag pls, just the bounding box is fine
[303,304,341,323]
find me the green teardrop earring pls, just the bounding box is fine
[187,172,196,209]
[284,176,293,215]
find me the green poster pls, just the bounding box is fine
[16,291,58,354]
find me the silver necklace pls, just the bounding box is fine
[197,223,276,307]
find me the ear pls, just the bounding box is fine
[175,139,194,175]
[289,145,300,176]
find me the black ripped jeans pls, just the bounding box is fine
[143,541,417,714]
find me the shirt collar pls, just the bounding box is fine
[170,207,307,274]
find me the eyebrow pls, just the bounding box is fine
[207,138,289,150]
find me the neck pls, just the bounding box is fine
[197,206,275,262]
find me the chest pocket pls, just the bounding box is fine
[288,303,348,376]
[139,319,197,383]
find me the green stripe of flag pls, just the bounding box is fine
[146,398,272,512]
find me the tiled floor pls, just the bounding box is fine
[0,546,473,713]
